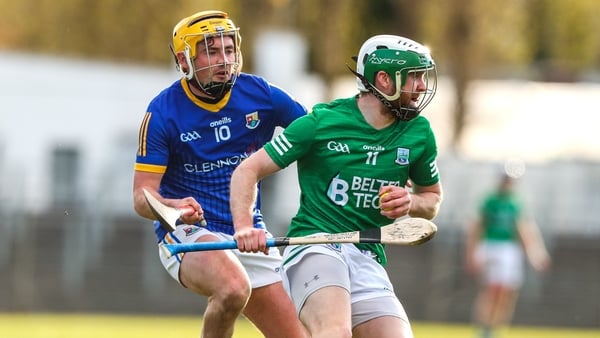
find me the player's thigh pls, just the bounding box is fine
[282,245,350,314]
[353,314,413,338]
[302,286,352,335]
[159,226,250,295]
[223,231,284,288]
[343,245,396,300]
[284,249,352,330]
[180,248,250,296]
[243,282,307,338]
[352,296,412,338]
[244,281,294,316]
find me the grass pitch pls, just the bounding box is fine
[1,313,598,337]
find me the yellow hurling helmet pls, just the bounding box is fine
[170,10,242,98]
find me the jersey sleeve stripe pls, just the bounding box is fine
[137,112,151,156]
[134,163,167,174]
[271,134,292,156]
[429,161,439,177]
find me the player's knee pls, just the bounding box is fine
[216,278,251,311]
[318,326,352,338]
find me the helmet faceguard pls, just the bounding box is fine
[350,35,437,121]
[170,10,242,100]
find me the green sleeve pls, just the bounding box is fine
[409,121,440,186]
[264,114,316,168]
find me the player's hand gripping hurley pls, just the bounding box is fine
[143,188,438,258]
[142,188,206,232]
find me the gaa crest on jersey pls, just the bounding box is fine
[395,148,410,165]
[245,111,261,129]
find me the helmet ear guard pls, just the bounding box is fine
[182,46,194,80]
[347,64,421,121]
[170,43,195,80]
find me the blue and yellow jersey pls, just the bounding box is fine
[136,73,306,241]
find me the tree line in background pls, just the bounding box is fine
[1,0,598,150]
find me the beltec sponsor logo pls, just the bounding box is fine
[180,131,201,142]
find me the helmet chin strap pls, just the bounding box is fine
[347,65,419,122]
[188,77,233,102]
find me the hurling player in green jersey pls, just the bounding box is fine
[465,173,550,338]
[230,35,443,338]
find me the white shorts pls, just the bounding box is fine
[158,224,283,288]
[476,241,524,288]
[281,242,409,327]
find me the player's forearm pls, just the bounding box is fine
[133,188,157,220]
[132,171,165,220]
[230,165,260,232]
[518,222,551,270]
[231,149,282,232]
[134,187,189,221]
[464,221,481,259]
[408,190,442,220]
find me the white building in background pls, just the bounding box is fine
[0,52,175,215]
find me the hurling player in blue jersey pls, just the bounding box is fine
[132,10,308,338]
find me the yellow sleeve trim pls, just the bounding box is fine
[137,112,151,156]
[134,163,167,174]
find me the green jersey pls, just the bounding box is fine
[263,96,440,265]
[479,192,522,242]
